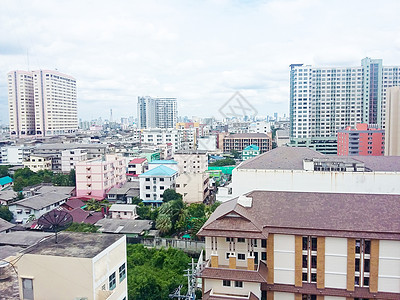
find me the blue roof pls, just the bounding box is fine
[244,145,259,151]
[148,160,178,164]
[0,176,12,186]
[139,165,177,177]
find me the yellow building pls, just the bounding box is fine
[11,232,127,300]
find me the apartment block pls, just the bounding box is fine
[385,86,400,156]
[223,133,272,154]
[176,172,209,204]
[141,128,182,153]
[337,123,384,156]
[139,165,177,205]
[126,158,148,180]
[198,191,400,300]
[7,70,77,138]
[61,149,88,173]
[137,96,177,129]
[76,154,127,199]
[23,154,53,172]
[289,58,400,153]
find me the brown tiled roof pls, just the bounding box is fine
[198,190,400,240]
[201,261,267,283]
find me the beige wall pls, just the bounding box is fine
[17,254,94,300]
[176,173,209,204]
[378,240,400,293]
[274,234,295,285]
[204,278,261,299]
[385,87,400,156]
[325,237,347,289]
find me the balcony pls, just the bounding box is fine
[203,289,259,300]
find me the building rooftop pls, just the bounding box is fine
[148,159,178,164]
[237,147,400,172]
[139,165,177,177]
[198,190,400,240]
[96,218,153,235]
[0,231,51,247]
[174,150,208,155]
[243,145,259,151]
[0,218,15,233]
[128,158,147,164]
[24,232,124,258]
[10,192,69,210]
[109,204,137,212]
[36,143,107,150]
[0,176,13,186]
[0,190,17,201]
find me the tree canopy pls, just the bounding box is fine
[209,158,236,167]
[127,244,191,300]
[0,205,13,222]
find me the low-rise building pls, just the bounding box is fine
[0,190,17,205]
[106,181,140,204]
[8,192,70,224]
[3,232,127,300]
[96,218,153,238]
[139,165,177,206]
[242,145,260,160]
[198,190,400,300]
[23,154,53,172]
[61,148,88,172]
[148,159,179,172]
[0,176,13,190]
[76,154,127,199]
[174,150,208,173]
[126,158,148,180]
[176,172,209,204]
[109,204,138,219]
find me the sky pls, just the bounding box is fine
[1,0,400,124]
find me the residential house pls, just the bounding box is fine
[242,145,260,160]
[126,158,148,181]
[148,159,179,172]
[0,218,15,233]
[109,204,138,219]
[0,176,13,190]
[198,190,400,300]
[0,190,17,205]
[23,154,53,172]
[106,181,140,204]
[96,218,153,238]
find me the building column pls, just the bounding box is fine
[369,239,379,293]
[229,254,236,269]
[295,236,303,287]
[211,253,218,268]
[346,238,355,291]
[295,294,302,300]
[247,255,255,271]
[317,237,325,289]
[267,291,274,300]
[316,296,324,300]
[267,234,274,283]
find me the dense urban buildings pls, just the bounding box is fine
[337,123,385,156]
[198,190,400,300]
[137,96,177,129]
[7,70,77,138]
[289,58,400,153]
[385,86,400,156]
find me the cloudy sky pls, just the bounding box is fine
[1,0,400,124]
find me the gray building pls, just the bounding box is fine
[137,96,177,129]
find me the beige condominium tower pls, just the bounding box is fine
[8,70,77,138]
[385,86,400,156]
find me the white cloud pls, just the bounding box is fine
[1,0,400,124]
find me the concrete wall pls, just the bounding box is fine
[232,168,400,198]
[274,234,295,285]
[204,278,261,299]
[274,291,295,300]
[176,173,208,204]
[378,240,400,293]
[325,237,347,289]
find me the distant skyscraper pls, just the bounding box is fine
[8,70,77,138]
[289,58,400,153]
[137,96,177,129]
[385,87,400,156]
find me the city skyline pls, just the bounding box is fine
[1,0,400,124]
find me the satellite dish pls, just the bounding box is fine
[37,210,73,243]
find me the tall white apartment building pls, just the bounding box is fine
[289,58,400,153]
[137,96,177,129]
[8,70,77,138]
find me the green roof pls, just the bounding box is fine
[244,144,259,151]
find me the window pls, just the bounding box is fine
[261,239,267,248]
[109,272,116,290]
[261,252,266,261]
[237,238,245,243]
[223,280,231,286]
[145,178,150,181]
[235,281,243,288]
[355,239,371,287]
[302,295,316,300]
[160,178,164,181]
[302,236,317,283]
[238,253,246,260]
[226,237,233,242]
[22,278,34,300]
[119,263,126,282]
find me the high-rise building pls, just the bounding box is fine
[289,58,400,153]
[337,123,385,156]
[385,87,400,156]
[8,70,77,138]
[137,96,177,129]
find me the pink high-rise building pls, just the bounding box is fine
[76,155,127,199]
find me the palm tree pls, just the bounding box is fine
[156,214,172,235]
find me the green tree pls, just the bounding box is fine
[0,205,13,222]
[0,165,10,177]
[17,192,24,200]
[13,176,26,192]
[209,158,236,166]
[162,189,182,202]
[156,213,172,235]
[84,198,109,212]
[68,169,76,186]
[231,150,241,159]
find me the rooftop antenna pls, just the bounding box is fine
[37,210,73,243]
